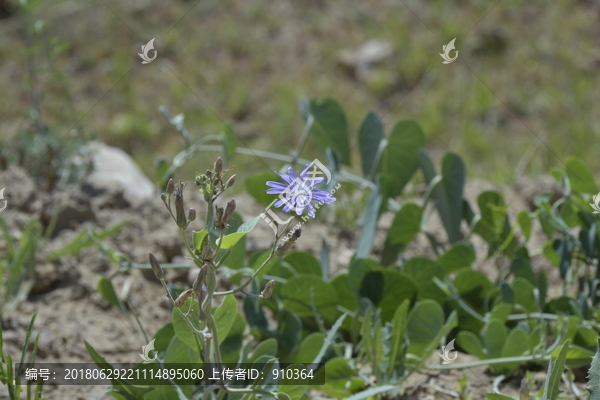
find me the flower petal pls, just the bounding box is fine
[266,181,288,189]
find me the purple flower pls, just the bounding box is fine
[266,165,336,218]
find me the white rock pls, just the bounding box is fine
[85,141,156,205]
[339,40,394,68]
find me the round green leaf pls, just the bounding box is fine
[360,269,417,322]
[386,203,422,246]
[483,320,507,359]
[214,295,238,345]
[282,276,339,323]
[384,120,425,197]
[291,333,326,364]
[308,98,351,166]
[406,300,445,356]
[403,257,446,302]
[566,157,597,194]
[437,243,476,273]
[246,172,279,207]
[171,298,201,351]
[284,252,322,277]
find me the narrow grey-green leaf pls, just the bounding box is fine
[311,313,347,366]
[356,181,383,258]
[485,394,516,400]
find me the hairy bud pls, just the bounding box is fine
[223,199,236,225]
[174,289,194,307]
[261,280,276,299]
[214,157,223,174]
[175,182,187,229]
[148,252,164,280]
[166,178,175,195]
[225,174,236,189]
[188,208,196,222]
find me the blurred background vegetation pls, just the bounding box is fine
[1,0,598,186]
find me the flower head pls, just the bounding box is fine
[266,165,336,218]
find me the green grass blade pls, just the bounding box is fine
[542,340,570,400]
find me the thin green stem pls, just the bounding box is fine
[222,387,277,397]
[207,314,222,367]
[425,354,551,370]
[214,219,293,296]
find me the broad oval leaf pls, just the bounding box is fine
[171,297,201,351]
[308,98,351,166]
[437,243,476,273]
[282,276,339,323]
[360,269,417,322]
[214,294,238,345]
[406,300,447,358]
[358,111,384,178]
[216,215,261,250]
[566,157,597,194]
[384,120,425,197]
[246,172,279,207]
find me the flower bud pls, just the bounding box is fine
[214,205,225,230]
[175,182,187,229]
[161,193,167,204]
[148,252,164,280]
[174,289,194,307]
[188,208,196,222]
[166,178,175,195]
[223,199,236,224]
[225,174,236,189]
[201,243,216,261]
[214,157,223,174]
[261,280,276,298]
[206,169,213,179]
